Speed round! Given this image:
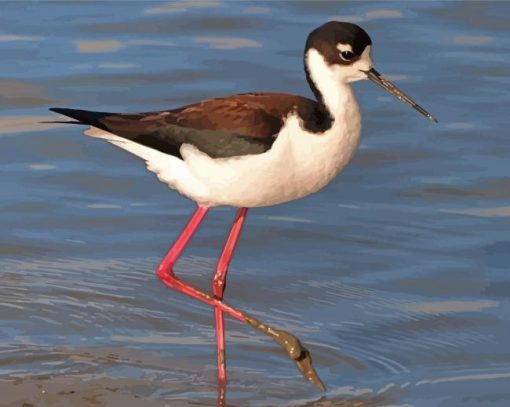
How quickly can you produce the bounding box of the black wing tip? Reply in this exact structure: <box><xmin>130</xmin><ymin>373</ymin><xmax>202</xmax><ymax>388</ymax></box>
<box><xmin>40</xmin><ymin>119</ymin><xmax>83</xmax><ymax>125</ymax></box>
<box><xmin>50</xmin><ymin>107</ymin><xmax>72</xmax><ymax>115</ymax></box>
<box><xmin>49</xmin><ymin>107</ymin><xmax>84</xmax><ymax>120</ymax></box>
<box><xmin>47</xmin><ymin>108</ymin><xmax>91</xmax><ymax>126</ymax></box>
<box><xmin>49</xmin><ymin>107</ymin><xmax>113</xmax><ymax>130</ymax></box>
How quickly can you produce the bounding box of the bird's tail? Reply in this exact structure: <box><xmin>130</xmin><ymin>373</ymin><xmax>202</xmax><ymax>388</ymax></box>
<box><xmin>48</xmin><ymin>107</ymin><xmax>112</xmax><ymax>130</ymax></box>
<box><xmin>39</xmin><ymin>119</ymin><xmax>83</xmax><ymax>125</ymax></box>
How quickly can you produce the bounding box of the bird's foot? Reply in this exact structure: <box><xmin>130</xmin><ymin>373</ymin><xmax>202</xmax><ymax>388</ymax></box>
<box><xmin>244</xmin><ymin>314</ymin><xmax>326</xmax><ymax>391</ymax></box>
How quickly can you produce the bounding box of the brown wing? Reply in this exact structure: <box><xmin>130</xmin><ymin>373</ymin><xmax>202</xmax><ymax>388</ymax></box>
<box><xmin>167</xmin><ymin>92</ymin><xmax>317</xmax><ymax>138</ymax></box>
<box><xmin>50</xmin><ymin>92</ymin><xmax>318</xmax><ymax>159</ymax></box>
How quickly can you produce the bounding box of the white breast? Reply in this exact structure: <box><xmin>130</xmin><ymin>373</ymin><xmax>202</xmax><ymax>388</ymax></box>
<box><xmin>180</xmin><ymin>86</ymin><xmax>361</xmax><ymax>208</ymax></box>
<box><xmin>178</xmin><ymin>52</ymin><xmax>363</xmax><ymax>208</ymax></box>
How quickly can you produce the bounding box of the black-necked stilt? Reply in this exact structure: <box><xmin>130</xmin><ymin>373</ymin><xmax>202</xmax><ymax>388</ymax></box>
<box><xmin>50</xmin><ymin>21</ymin><xmax>436</xmax><ymax>399</ymax></box>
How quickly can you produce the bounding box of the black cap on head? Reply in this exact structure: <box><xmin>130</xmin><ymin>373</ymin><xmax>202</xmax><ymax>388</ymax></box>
<box><xmin>303</xmin><ymin>21</ymin><xmax>438</xmax><ymax>123</ymax></box>
<box><xmin>305</xmin><ymin>21</ymin><xmax>372</xmax><ymax>65</ymax></box>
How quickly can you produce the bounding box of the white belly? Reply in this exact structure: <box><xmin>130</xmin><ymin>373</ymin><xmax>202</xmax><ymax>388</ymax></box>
<box><xmin>182</xmin><ymin>113</ymin><xmax>361</xmax><ymax>208</ymax></box>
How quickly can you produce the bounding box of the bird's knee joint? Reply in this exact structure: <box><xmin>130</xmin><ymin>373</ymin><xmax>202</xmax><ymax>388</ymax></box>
<box><xmin>156</xmin><ymin>265</ymin><xmax>175</xmax><ymax>281</ymax></box>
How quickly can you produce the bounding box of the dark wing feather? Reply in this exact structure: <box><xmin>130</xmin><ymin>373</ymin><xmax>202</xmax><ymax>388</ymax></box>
<box><xmin>50</xmin><ymin>93</ymin><xmax>318</xmax><ymax>159</ymax></box>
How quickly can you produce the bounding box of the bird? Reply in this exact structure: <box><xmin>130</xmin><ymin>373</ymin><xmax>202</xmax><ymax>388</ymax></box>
<box><xmin>50</xmin><ymin>21</ymin><xmax>436</xmax><ymax>400</ymax></box>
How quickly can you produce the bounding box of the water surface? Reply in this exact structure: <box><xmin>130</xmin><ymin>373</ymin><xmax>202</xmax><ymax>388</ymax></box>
<box><xmin>1</xmin><ymin>1</ymin><xmax>510</xmax><ymax>406</ymax></box>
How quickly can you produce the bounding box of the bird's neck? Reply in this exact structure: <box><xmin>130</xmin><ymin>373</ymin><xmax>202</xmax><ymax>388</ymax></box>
<box><xmin>304</xmin><ymin>49</ymin><xmax>359</xmax><ymax>131</ymax></box>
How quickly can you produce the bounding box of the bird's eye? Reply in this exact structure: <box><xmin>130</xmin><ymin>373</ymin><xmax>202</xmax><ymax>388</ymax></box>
<box><xmin>339</xmin><ymin>51</ymin><xmax>354</xmax><ymax>61</ymax></box>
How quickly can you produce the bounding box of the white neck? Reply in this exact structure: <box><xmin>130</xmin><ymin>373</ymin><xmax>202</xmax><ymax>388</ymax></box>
<box><xmin>305</xmin><ymin>48</ymin><xmax>359</xmax><ymax>124</ymax></box>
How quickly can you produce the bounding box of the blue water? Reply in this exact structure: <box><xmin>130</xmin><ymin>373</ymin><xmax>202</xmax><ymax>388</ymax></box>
<box><xmin>1</xmin><ymin>1</ymin><xmax>510</xmax><ymax>406</ymax></box>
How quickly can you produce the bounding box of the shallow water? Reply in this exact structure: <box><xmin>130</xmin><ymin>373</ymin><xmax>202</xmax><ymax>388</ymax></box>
<box><xmin>1</xmin><ymin>1</ymin><xmax>510</xmax><ymax>406</ymax></box>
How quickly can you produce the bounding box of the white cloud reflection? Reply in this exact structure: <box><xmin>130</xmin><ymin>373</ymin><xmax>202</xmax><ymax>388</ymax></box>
<box><xmin>442</xmin><ymin>206</ymin><xmax>510</xmax><ymax>218</ymax></box>
<box><xmin>331</xmin><ymin>9</ymin><xmax>404</xmax><ymax>23</ymax></box>
<box><xmin>0</xmin><ymin>35</ymin><xmax>44</xmax><ymax>42</ymax></box>
<box><xmin>364</xmin><ymin>9</ymin><xmax>403</xmax><ymax>19</ymax></box>
<box><xmin>75</xmin><ymin>39</ymin><xmax>175</xmax><ymax>53</ymax></box>
<box><xmin>143</xmin><ymin>0</ymin><xmax>222</xmax><ymax>15</ymax></box>
<box><xmin>452</xmin><ymin>35</ymin><xmax>494</xmax><ymax>46</ymax></box>
<box><xmin>0</xmin><ymin>116</ymin><xmax>66</xmax><ymax>135</ymax></box>
<box><xmin>406</xmin><ymin>300</ymin><xmax>498</xmax><ymax>314</ymax></box>
<box><xmin>193</xmin><ymin>36</ymin><xmax>261</xmax><ymax>50</ymax></box>
<box><xmin>76</xmin><ymin>40</ymin><xmax>124</xmax><ymax>53</ymax></box>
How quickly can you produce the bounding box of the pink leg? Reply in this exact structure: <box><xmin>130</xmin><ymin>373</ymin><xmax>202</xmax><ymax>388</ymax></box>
<box><xmin>156</xmin><ymin>206</ymin><xmax>245</xmax><ymax>322</ymax></box>
<box><xmin>157</xmin><ymin>205</ymin><xmax>209</xmax><ymax>274</ymax></box>
<box><xmin>156</xmin><ymin>206</ymin><xmax>324</xmax><ymax>395</ymax></box>
<box><xmin>212</xmin><ymin>208</ymin><xmax>248</xmax><ymax>391</ymax></box>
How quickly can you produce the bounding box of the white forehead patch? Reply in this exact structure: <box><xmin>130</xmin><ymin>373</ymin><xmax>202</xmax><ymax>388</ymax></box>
<box><xmin>336</xmin><ymin>42</ymin><xmax>353</xmax><ymax>53</ymax></box>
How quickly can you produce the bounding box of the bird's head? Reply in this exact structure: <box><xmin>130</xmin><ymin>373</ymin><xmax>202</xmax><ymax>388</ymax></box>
<box><xmin>305</xmin><ymin>21</ymin><xmax>437</xmax><ymax>122</ymax></box>
<box><xmin>305</xmin><ymin>21</ymin><xmax>373</xmax><ymax>83</ymax></box>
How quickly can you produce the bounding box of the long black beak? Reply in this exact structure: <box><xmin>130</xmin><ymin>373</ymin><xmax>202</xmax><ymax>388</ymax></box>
<box><xmin>365</xmin><ymin>68</ymin><xmax>438</xmax><ymax>123</ymax></box>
